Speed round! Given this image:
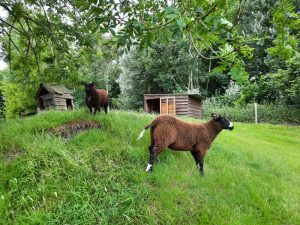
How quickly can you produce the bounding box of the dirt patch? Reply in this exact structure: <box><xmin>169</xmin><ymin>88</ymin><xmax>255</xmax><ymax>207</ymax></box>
<box><xmin>47</xmin><ymin>120</ymin><xmax>102</xmax><ymax>139</ymax></box>
<box><xmin>1</xmin><ymin>146</ymin><xmax>24</xmax><ymax>162</ymax></box>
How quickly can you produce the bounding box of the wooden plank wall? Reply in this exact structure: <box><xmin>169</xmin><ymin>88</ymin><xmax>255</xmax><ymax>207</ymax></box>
<box><xmin>175</xmin><ymin>95</ymin><xmax>189</xmax><ymax>116</ymax></box>
<box><xmin>43</xmin><ymin>97</ymin><xmax>67</xmax><ymax>110</ymax></box>
<box><xmin>188</xmin><ymin>97</ymin><xmax>201</xmax><ymax>118</ymax></box>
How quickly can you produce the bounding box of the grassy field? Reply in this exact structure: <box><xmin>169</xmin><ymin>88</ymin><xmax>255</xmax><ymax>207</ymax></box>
<box><xmin>0</xmin><ymin>109</ymin><xmax>299</xmax><ymax>225</ymax></box>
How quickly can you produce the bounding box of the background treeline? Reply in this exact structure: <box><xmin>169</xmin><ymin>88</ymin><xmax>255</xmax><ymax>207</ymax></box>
<box><xmin>0</xmin><ymin>0</ymin><xmax>299</xmax><ymax>123</ymax></box>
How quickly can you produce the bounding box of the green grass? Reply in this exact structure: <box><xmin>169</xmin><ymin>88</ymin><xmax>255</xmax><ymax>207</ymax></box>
<box><xmin>0</xmin><ymin>109</ymin><xmax>299</xmax><ymax>224</ymax></box>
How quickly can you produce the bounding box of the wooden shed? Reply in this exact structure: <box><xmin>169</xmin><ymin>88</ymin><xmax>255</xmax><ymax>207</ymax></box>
<box><xmin>35</xmin><ymin>83</ymin><xmax>74</xmax><ymax>112</ymax></box>
<box><xmin>144</xmin><ymin>94</ymin><xmax>202</xmax><ymax>118</ymax></box>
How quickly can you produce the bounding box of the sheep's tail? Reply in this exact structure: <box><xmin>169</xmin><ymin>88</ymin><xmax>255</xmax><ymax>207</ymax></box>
<box><xmin>137</xmin><ymin>124</ymin><xmax>152</xmax><ymax>140</ymax></box>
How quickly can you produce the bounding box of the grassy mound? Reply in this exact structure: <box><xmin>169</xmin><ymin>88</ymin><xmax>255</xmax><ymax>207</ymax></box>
<box><xmin>0</xmin><ymin>109</ymin><xmax>299</xmax><ymax>224</ymax></box>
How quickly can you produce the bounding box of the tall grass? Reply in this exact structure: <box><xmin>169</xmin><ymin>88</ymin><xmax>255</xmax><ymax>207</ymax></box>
<box><xmin>0</xmin><ymin>109</ymin><xmax>299</xmax><ymax>224</ymax></box>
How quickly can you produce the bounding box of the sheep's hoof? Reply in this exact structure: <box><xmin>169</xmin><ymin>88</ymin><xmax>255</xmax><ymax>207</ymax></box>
<box><xmin>146</xmin><ymin>163</ymin><xmax>153</xmax><ymax>172</ymax></box>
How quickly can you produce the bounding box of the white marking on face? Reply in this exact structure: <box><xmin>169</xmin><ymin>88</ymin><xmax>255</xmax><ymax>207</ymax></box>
<box><xmin>146</xmin><ymin>163</ymin><xmax>152</xmax><ymax>172</ymax></box>
<box><xmin>229</xmin><ymin>121</ymin><xmax>233</xmax><ymax>128</ymax></box>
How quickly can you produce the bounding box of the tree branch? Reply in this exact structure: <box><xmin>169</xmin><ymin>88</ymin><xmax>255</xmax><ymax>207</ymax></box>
<box><xmin>0</xmin><ymin>18</ymin><xmax>26</xmax><ymax>35</ymax></box>
<box><xmin>201</xmin><ymin>4</ymin><xmax>217</xmax><ymax>20</ymax></box>
<box><xmin>2</xmin><ymin>28</ymin><xmax>20</xmax><ymax>52</ymax></box>
<box><xmin>206</xmin><ymin>59</ymin><xmax>212</xmax><ymax>98</ymax></box>
<box><xmin>229</xmin><ymin>0</ymin><xmax>246</xmax><ymax>31</ymax></box>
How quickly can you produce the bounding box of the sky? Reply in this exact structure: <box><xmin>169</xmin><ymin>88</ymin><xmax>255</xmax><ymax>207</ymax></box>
<box><xmin>0</xmin><ymin>6</ymin><xmax>8</xmax><ymax>70</ymax></box>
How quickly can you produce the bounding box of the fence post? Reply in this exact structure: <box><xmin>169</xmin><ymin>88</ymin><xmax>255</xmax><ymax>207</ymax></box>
<box><xmin>254</xmin><ymin>102</ymin><xmax>258</xmax><ymax>124</ymax></box>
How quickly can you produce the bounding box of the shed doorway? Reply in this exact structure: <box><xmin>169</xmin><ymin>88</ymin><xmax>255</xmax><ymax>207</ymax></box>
<box><xmin>66</xmin><ymin>99</ymin><xmax>73</xmax><ymax>110</ymax></box>
<box><xmin>145</xmin><ymin>97</ymin><xmax>176</xmax><ymax>116</ymax></box>
<box><xmin>146</xmin><ymin>98</ymin><xmax>160</xmax><ymax>114</ymax></box>
<box><xmin>38</xmin><ymin>97</ymin><xmax>45</xmax><ymax>111</ymax></box>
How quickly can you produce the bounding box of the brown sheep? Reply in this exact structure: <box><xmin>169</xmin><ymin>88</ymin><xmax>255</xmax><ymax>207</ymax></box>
<box><xmin>138</xmin><ymin>113</ymin><xmax>234</xmax><ymax>176</ymax></box>
<box><xmin>84</xmin><ymin>82</ymin><xmax>109</xmax><ymax>115</ymax></box>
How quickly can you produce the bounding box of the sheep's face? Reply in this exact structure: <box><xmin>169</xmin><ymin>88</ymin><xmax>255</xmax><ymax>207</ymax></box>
<box><xmin>218</xmin><ymin>117</ymin><xmax>234</xmax><ymax>131</ymax></box>
<box><xmin>84</xmin><ymin>82</ymin><xmax>95</xmax><ymax>95</ymax></box>
<box><xmin>212</xmin><ymin>113</ymin><xmax>234</xmax><ymax>131</ymax></box>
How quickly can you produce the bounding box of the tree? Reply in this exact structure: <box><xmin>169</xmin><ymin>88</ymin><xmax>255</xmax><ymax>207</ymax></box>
<box><xmin>236</xmin><ymin>0</ymin><xmax>300</xmax><ymax>105</ymax></box>
<box><xmin>0</xmin><ymin>0</ymin><xmax>121</xmax><ymax>117</ymax></box>
<box><xmin>117</xmin><ymin>42</ymin><xmax>231</xmax><ymax>110</ymax></box>
<box><xmin>78</xmin><ymin>0</ymin><xmax>254</xmax><ymax>84</ymax></box>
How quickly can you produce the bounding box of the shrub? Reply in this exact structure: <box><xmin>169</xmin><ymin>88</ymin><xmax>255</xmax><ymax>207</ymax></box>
<box><xmin>202</xmin><ymin>98</ymin><xmax>300</xmax><ymax>124</ymax></box>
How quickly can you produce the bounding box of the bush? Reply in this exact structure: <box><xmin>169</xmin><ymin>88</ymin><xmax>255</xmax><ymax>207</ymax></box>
<box><xmin>202</xmin><ymin>98</ymin><xmax>300</xmax><ymax>124</ymax></box>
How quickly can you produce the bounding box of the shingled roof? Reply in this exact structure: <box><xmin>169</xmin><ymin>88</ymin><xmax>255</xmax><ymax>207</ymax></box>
<box><xmin>35</xmin><ymin>83</ymin><xmax>73</xmax><ymax>99</ymax></box>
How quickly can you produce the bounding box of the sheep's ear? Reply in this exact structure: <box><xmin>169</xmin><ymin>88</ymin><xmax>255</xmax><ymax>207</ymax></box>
<box><xmin>211</xmin><ymin>113</ymin><xmax>218</xmax><ymax>119</ymax></box>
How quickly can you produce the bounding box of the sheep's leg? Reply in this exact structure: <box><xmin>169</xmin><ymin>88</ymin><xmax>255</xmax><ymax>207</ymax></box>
<box><xmin>146</xmin><ymin>145</ymin><xmax>164</xmax><ymax>172</ymax></box>
<box><xmin>104</xmin><ymin>106</ymin><xmax>108</xmax><ymax>114</ymax></box>
<box><xmin>191</xmin><ymin>150</ymin><xmax>205</xmax><ymax>176</ymax></box>
<box><xmin>199</xmin><ymin>158</ymin><xmax>204</xmax><ymax>176</ymax></box>
<box><xmin>198</xmin><ymin>150</ymin><xmax>207</xmax><ymax>176</ymax></box>
<box><xmin>93</xmin><ymin>107</ymin><xmax>99</xmax><ymax>115</ymax></box>
<box><xmin>146</xmin><ymin>129</ymin><xmax>154</xmax><ymax>172</ymax></box>
<box><xmin>146</xmin><ymin>141</ymin><xmax>154</xmax><ymax>172</ymax></box>
<box><xmin>88</xmin><ymin>106</ymin><xmax>93</xmax><ymax>114</ymax></box>
<box><xmin>191</xmin><ymin>151</ymin><xmax>200</xmax><ymax>167</ymax></box>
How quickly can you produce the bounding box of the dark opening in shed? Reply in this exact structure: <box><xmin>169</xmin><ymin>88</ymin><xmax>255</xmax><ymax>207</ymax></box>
<box><xmin>144</xmin><ymin>94</ymin><xmax>202</xmax><ymax>118</ymax></box>
<box><xmin>35</xmin><ymin>83</ymin><xmax>74</xmax><ymax>112</ymax></box>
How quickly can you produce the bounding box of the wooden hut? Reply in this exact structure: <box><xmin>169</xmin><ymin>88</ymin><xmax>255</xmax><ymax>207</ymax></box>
<box><xmin>144</xmin><ymin>94</ymin><xmax>202</xmax><ymax>118</ymax></box>
<box><xmin>35</xmin><ymin>83</ymin><xmax>74</xmax><ymax>112</ymax></box>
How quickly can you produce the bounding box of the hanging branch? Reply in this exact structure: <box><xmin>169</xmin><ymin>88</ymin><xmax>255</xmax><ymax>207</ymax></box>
<box><xmin>190</xmin><ymin>34</ymin><xmax>215</xmax><ymax>60</ymax></box>
<box><xmin>2</xmin><ymin>28</ymin><xmax>20</xmax><ymax>53</ymax></box>
<box><xmin>1</xmin><ymin>3</ymin><xmax>42</xmax><ymax>73</ymax></box>
<box><xmin>8</xmin><ymin>24</ymin><xmax>13</xmax><ymax>73</ymax></box>
<box><xmin>0</xmin><ymin>18</ymin><xmax>26</xmax><ymax>35</ymax></box>
<box><xmin>205</xmin><ymin>59</ymin><xmax>212</xmax><ymax>98</ymax></box>
<box><xmin>229</xmin><ymin>0</ymin><xmax>247</xmax><ymax>31</ymax></box>
<box><xmin>39</xmin><ymin>0</ymin><xmax>57</xmax><ymax>63</ymax></box>
<box><xmin>196</xmin><ymin>35</ymin><xmax>219</xmax><ymax>58</ymax></box>
<box><xmin>200</xmin><ymin>4</ymin><xmax>217</xmax><ymax>20</ymax></box>
<box><xmin>23</xmin><ymin>18</ymin><xmax>41</xmax><ymax>74</ymax></box>
<box><xmin>190</xmin><ymin>33</ymin><xmax>236</xmax><ymax>61</ymax></box>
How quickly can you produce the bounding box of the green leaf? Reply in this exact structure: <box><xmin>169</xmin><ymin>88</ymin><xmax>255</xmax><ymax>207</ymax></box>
<box><xmin>165</xmin><ymin>13</ymin><xmax>179</xmax><ymax>20</ymax></box>
<box><xmin>164</xmin><ymin>7</ymin><xmax>179</xmax><ymax>20</ymax></box>
<box><xmin>172</xmin><ymin>29</ymin><xmax>183</xmax><ymax>41</ymax></box>
<box><xmin>195</xmin><ymin>7</ymin><xmax>204</xmax><ymax>14</ymax></box>
<box><xmin>212</xmin><ymin>63</ymin><xmax>227</xmax><ymax>75</ymax></box>
<box><xmin>177</xmin><ymin>17</ymin><xmax>185</xmax><ymax>31</ymax></box>
<box><xmin>220</xmin><ymin>18</ymin><xmax>233</xmax><ymax>28</ymax></box>
<box><xmin>218</xmin><ymin>43</ymin><xmax>234</xmax><ymax>58</ymax></box>
<box><xmin>109</xmin><ymin>28</ymin><xmax>116</xmax><ymax>36</ymax></box>
<box><xmin>228</xmin><ymin>64</ymin><xmax>248</xmax><ymax>84</ymax></box>
<box><xmin>240</xmin><ymin>45</ymin><xmax>255</xmax><ymax>59</ymax></box>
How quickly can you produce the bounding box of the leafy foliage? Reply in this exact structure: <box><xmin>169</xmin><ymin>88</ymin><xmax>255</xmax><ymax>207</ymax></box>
<box><xmin>0</xmin><ymin>0</ymin><xmax>299</xmax><ymax>117</ymax></box>
<box><xmin>0</xmin><ymin>1</ymin><xmax>123</xmax><ymax>117</ymax></box>
<box><xmin>80</xmin><ymin>0</ymin><xmax>254</xmax><ymax>83</ymax></box>
<box><xmin>117</xmin><ymin>42</ymin><xmax>232</xmax><ymax>110</ymax></box>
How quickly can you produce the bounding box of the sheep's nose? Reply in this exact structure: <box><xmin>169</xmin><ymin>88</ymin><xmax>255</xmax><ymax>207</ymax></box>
<box><xmin>228</xmin><ymin>121</ymin><xmax>234</xmax><ymax>131</ymax></box>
